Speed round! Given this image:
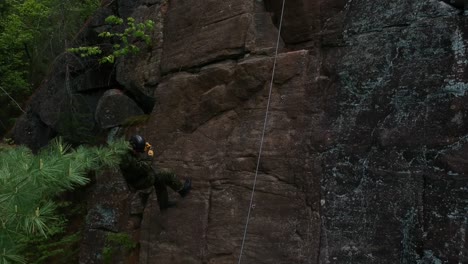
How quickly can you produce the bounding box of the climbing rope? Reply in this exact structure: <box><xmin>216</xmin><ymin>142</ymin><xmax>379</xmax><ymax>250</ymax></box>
<box><xmin>237</xmin><ymin>0</ymin><xmax>286</xmax><ymax>263</ymax></box>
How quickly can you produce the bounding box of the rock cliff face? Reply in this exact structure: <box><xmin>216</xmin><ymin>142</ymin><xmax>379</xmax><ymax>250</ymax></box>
<box><xmin>12</xmin><ymin>0</ymin><xmax>468</xmax><ymax>263</ymax></box>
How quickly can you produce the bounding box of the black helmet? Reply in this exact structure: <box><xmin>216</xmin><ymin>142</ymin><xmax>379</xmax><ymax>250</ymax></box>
<box><xmin>129</xmin><ymin>135</ymin><xmax>146</xmax><ymax>152</ymax></box>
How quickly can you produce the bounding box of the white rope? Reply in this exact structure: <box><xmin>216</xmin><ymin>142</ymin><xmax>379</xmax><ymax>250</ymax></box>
<box><xmin>237</xmin><ymin>0</ymin><xmax>286</xmax><ymax>263</ymax></box>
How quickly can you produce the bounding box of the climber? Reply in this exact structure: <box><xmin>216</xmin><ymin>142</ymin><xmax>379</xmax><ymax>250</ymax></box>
<box><xmin>119</xmin><ymin>134</ymin><xmax>191</xmax><ymax>214</ymax></box>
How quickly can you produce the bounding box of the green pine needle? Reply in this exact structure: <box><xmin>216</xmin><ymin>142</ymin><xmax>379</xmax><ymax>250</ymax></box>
<box><xmin>0</xmin><ymin>137</ymin><xmax>130</xmax><ymax>261</ymax></box>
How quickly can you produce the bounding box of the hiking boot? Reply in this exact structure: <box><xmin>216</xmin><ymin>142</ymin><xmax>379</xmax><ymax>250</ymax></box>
<box><xmin>178</xmin><ymin>178</ymin><xmax>192</xmax><ymax>197</ymax></box>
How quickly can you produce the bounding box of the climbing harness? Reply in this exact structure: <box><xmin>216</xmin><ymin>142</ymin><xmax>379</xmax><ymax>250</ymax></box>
<box><xmin>237</xmin><ymin>0</ymin><xmax>287</xmax><ymax>263</ymax></box>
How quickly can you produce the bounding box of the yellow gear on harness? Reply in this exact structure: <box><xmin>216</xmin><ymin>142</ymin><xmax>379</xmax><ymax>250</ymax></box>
<box><xmin>145</xmin><ymin>142</ymin><xmax>154</xmax><ymax>156</ymax></box>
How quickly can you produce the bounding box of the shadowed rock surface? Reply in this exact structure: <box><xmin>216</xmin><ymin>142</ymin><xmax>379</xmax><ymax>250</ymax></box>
<box><xmin>12</xmin><ymin>0</ymin><xmax>468</xmax><ymax>263</ymax></box>
<box><xmin>95</xmin><ymin>89</ymin><xmax>144</xmax><ymax>129</ymax></box>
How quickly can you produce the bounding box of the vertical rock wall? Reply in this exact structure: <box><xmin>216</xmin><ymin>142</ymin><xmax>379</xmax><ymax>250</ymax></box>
<box><xmin>318</xmin><ymin>1</ymin><xmax>468</xmax><ymax>263</ymax></box>
<box><xmin>126</xmin><ymin>1</ymin><xmax>321</xmax><ymax>263</ymax></box>
<box><xmin>128</xmin><ymin>0</ymin><xmax>467</xmax><ymax>263</ymax></box>
<box><xmin>10</xmin><ymin>0</ymin><xmax>468</xmax><ymax>263</ymax></box>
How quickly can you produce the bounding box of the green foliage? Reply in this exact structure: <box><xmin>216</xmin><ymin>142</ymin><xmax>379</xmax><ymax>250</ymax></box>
<box><xmin>23</xmin><ymin>200</ymin><xmax>85</xmax><ymax>264</ymax></box>
<box><xmin>0</xmin><ymin>0</ymin><xmax>51</xmax><ymax>89</ymax></box>
<box><xmin>102</xmin><ymin>233</ymin><xmax>137</xmax><ymax>264</ymax></box>
<box><xmin>25</xmin><ymin>232</ymin><xmax>81</xmax><ymax>264</ymax></box>
<box><xmin>68</xmin><ymin>15</ymin><xmax>155</xmax><ymax>64</ymax></box>
<box><xmin>67</xmin><ymin>46</ymin><xmax>102</xmax><ymax>57</ymax></box>
<box><xmin>0</xmin><ymin>0</ymin><xmax>100</xmax><ymax>136</ymax></box>
<box><xmin>0</xmin><ymin>137</ymin><xmax>130</xmax><ymax>263</ymax></box>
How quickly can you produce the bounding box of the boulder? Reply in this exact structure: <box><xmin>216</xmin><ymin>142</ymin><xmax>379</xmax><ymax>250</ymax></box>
<box><xmin>95</xmin><ymin>89</ymin><xmax>144</xmax><ymax>129</ymax></box>
<box><xmin>38</xmin><ymin>87</ymin><xmax>100</xmax><ymax>143</ymax></box>
<box><xmin>12</xmin><ymin>112</ymin><xmax>55</xmax><ymax>152</ymax></box>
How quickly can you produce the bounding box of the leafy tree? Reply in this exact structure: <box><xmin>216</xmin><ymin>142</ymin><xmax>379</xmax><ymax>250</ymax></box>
<box><xmin>0</xmin><ymin>0</ymin><xmax>50</xmax><ymax>135</ymax></box>
<box><xmin>68</xmin><ymin>15</ymin><xmax>155</xmax><ymax>63</ymax></box>
<box><xmin>0</xmin><ymin>0</ymin><xmax>99</xmax><ymax>88</ymax></box>
<box><xmin>0</xmin><ymin>0</ymin><xmax>100</xmax><ymax>136</ymax></box>
<box><xmin>0</xmin><ymin>138</ymin><xmax>130</xmax><ymax>263</ymax></box>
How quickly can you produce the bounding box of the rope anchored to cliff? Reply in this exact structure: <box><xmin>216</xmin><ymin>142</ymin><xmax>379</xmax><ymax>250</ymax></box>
<box><xmin>237</xmin><ymin>0</ymin><xmax>286</xmax><ymax>263</ymax></box>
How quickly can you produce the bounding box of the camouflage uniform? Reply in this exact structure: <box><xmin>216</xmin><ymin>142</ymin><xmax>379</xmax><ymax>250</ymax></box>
<box><xmin>119</xmin><ymin>150</ymin><xmax>183</xmax><ymax>211</ymax></box>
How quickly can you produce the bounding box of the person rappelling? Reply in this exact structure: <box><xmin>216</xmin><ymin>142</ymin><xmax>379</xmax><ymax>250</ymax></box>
<box><xmin>119</xmin><ymin>134</ymin><xmax>191</xmax><ymax>227</ymax></box>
